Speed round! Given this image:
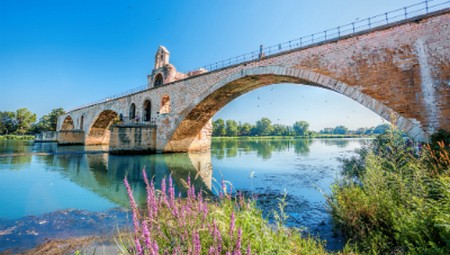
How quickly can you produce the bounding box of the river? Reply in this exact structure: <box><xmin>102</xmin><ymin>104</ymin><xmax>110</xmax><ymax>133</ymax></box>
<box><xmin>0</xmin><ymin>138</ymin><xmax>370</xmax><ymax>252</ymax></box>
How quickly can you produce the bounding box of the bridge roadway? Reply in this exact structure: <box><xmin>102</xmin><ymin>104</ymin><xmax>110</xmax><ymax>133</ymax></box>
<box><xmin>55</xmin><ymin>7</ymin><xmax>450</xmax><ymax>153</ymax></box>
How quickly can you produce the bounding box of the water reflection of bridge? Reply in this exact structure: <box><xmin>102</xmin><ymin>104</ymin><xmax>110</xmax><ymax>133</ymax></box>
<box><xmin>4</xmin><ymin>138</ymin><xmax>369</xmax><ymax>208</ymax></box>
<box><xmin>35</xmin><ymin>151</ymin><xmax>212</xmax><ymax>207</ymax></box>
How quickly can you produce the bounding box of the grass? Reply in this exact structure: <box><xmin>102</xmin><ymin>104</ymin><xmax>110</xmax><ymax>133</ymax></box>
<box><xmin>119</xmin><ymin>172</ymin><xmax>344</xmax><ymax>255</ymax></box>
<box><xmin>327</xmin><ymin>129</ymin><xmax>450</xmax><ymax>254</ymax></box>
<box><xmin>0</xmin><ymin>134</ymin><xmax>35</xmax><ymax>140</ymax></box>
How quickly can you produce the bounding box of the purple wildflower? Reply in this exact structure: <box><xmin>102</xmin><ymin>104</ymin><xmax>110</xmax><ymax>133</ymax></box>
<box><xmin>152</xmin><ymin>241</ymin><xmax>159</xmax><ymax>254</ymax></box>
<box><xmin>235</xmin><ymin>227</ymin><xmax>242</xmax><ymax>255</ymax></box>
<box><xmin>134</xmin><ymin>236</ymin><xmax>143</xmax><ymax>255</ymax></box>
<box><xmin>213</xmin><ymin>222</ymin><xmax>222</xmax><ymax>252</ymax></box>
<box><xmin>229</xmin><ymin>211</ymin><xmax>235</xmax><ymax>236</ymax></box>
<box><xmin>143</xmin><ymin>169</ymin><xmax>158</xmax><ymax>220</ymax></box>
<box><xmin>193</xmin><ymin>231</ymin><xmax>201</xmax><ymax>255</ymax></box>
<box><xmin>168</xmin><ymin>175</ymin><xmax>175</xmax><ymax>207</ymax></box>
<box><xmin>124</xmin><ymin>177</ymin><xmax>140</xmax><ymax>231</ymax></box>
<box><xmin>161</xmin><ymin>177</ymin><xmax>169</xmax><ymax>207</ymax></box>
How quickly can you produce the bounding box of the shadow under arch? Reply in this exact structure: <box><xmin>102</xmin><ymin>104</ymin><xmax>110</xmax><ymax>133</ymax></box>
<box><xmin>86</xmin><ymin>110</ymin><xmax>118</xmax><ymax>145</ymax></box>
<box><xmin>165</xmin><ymin>66</ymin><xmax>427</xmax><ymax>152</ymax></box>
<box><xmin>61</xmin><ymin>115</ymin><xmax>75</xmax><ymax>130</ymax></box>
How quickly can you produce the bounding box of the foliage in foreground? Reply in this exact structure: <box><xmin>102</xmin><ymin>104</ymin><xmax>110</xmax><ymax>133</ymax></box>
<box><xmin>328</xmin><ymin>129</ymin><xmax>450</xmax><ymax>254</ymax></box>
<box><xmin>121</xmin><ymin>171</ymin><xmax>332</xmax><ymax>255</ymax></box>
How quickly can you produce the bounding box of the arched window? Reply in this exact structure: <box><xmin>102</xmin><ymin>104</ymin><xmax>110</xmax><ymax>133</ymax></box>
<box><xmin>143</xmin><ymin>100</ymin><xmax>151</xmax><ymax>122</ymax></box>
<box><xmin>160</xmin><ymin>95</ymin><xmax>171</xmax><ymax>114</ymax></box>
<box><xmin>80</xmin><ymin>115</ymin><xmax>84</xmax><ymax>129</ymax></box>
<box><xmin>154</xmin><ymin>73</ymin><xmax>163</xmax><ymax>87</ymax></box>
<box><xmin>129</xmin><ymin>103</ymin><xmax>136</xmax><ymax>121</ymax></box>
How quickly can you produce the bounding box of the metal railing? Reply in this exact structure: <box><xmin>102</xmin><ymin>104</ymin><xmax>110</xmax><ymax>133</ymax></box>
<box><xmin>199</xmin><ymin>0</ymin><xmax>450</xmax><ymax>72</ymax></box>
<box><xmin>67</xmin><ymin>84</ymin><xmax>148</xmax><ymax>112</ymax></box>
<box><xmin>67</xmin><ymin>0</ymin><xmax>449</xmax><ymax>113</ymax></box>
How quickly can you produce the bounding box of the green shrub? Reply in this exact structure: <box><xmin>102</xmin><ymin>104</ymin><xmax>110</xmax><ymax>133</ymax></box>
<box><xmin>328</xmin><ymin>129</ymin><xmax>450</xmax><ymax>254</ymax></box>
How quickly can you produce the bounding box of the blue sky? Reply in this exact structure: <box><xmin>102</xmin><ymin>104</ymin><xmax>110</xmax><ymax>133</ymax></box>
<box><xmin>0</xmin><ymin>0</ymin><xmax>428</xmax><ymax>130</ymax></box>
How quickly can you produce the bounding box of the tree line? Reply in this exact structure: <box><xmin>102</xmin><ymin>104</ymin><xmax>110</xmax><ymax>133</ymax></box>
<box><xmin>0</xmin><ymin>108</ymin><xmax>65</xmax><ymax>135</ymax></box>
<box><xmin>213</xmin><ymin>117</ymin><xmax>391</xmax><ymax>137</ymax></box>
<box><xmin>213</xmin><ymin>118</ymin><xmax>310</xmax><ymax>137</ymax></box>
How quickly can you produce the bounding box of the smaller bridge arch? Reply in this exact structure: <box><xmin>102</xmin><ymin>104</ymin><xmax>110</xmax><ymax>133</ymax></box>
<box><xmin>86</xmin><ymin>110</ymin><xmax>118</xmax><ymax>145</ymax></box>
<box><xmin>61</xmin><ymin>116</ymin><xmax>75</xmax><ymax>130</ymax></box>
<box><xmin>143</xmin><ymin>99</ymin><xmax>152</xmax><ymax>122</ymax></box>
<box><xmin>129</xmin><ymin>103</ymin><xmax>136</xmax><ymax>121</ymax></box>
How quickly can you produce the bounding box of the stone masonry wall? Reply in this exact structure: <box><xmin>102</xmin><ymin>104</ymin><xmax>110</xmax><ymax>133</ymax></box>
<box><xmin>109</xmin><ymin>125</ymin><xmax>156</xmax><ymax>154</ymax></box>
<box><xmin>58</xmin><ymin>130</ymin><xmax>85</xmax><ymax>145</ymax></box>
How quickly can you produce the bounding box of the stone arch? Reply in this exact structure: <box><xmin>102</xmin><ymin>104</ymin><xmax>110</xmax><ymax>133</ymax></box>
<box><xmin>163</xmin><ymin>66</ymin><xmax>426</xmax><ymax>152</ymax></box>
<box><xmin>143</xmin><ymin>99</ymin><xmax>152</xmax><ymax>122</ymax></box>
<box><xmin>154</xmin><ymin>73</ymin><xmax>164</xmax><ymax>87</ymax></box>
<box><xmin>129</xmin><ymin>103</ymin><xmax>136</xmax><ymax>121</ymax></box>
<box><xmin>86</xmin><ymin>110</ymin><xmax>118</xmax><ymax>145</ymax></box>
<box><xmin>160</xmin><ymin>94</ymin><xmax>171</xmax><ymax>114</ymax></box>
<box><xmin>61</xmin><ymin>116</ymin><xmax>74</xmax><ymax>130</ymax></box>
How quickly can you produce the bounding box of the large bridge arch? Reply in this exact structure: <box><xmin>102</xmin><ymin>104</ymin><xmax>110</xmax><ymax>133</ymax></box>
<box><xmin>162</xmin><ymin>66</ymin><xmax>426</xmax><ymax>152</ymax></box>
<box><xmin>86</xmin><ymin>110</ymin><xmax>119</xmax><ymax>145</ymax></box>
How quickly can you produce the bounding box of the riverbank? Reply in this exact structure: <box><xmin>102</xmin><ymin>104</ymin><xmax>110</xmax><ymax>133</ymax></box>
<box><xmin>0</xmin><ymin>135</ymin><xmax>34</xmax><ymax>141</ymax></box>
<box><xmin>0</xmin><ymin>208</ymin><xmax>131</xmax><ymax>254</ymax></box>
<box><xmin>212</xmin><ymin>134</ymin><xmax>372</xmax><ymax>140</ymax></box>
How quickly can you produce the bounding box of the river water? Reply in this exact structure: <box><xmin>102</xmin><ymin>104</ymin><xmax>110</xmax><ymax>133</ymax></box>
<box><xmin>0</xmin><ymin>138</ymin><xmax>370</xmax><ymax>252</ymax></box>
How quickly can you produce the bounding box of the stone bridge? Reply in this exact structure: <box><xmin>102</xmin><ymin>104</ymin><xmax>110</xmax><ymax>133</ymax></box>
<box><xmin>56</xmin><ymin>8</ymin><xmax>449</xmax><ymax>153</ymax></box>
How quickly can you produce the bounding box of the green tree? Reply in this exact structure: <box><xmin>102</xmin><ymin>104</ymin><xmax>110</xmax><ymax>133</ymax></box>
<box><xmin>225</xmin><ymin>120</ymin><xmax>238</xmax><ymax>137</ymax></box>
<box><xmin>333</xmin><ymin>125</ymin><xmax>348</xmax><ymax>135</ymax></box>
<box><xmin>33</xmin><ymin>107</ymin><xmax>65</xmax><ymax>132</ymax></box>
<box><xmin>238</xmin><ymin>122</ymin><xmax>252</xmax><ymax>136</ymax></box>
<box><xmin>373</xmin><ymin>123</ymin><xmax>391</xmax><ymax>134</ymax></box>
<box><xmin>354</xmin><ymin>127</ymin><xmax>366</xmax><ymax>135</ymax></box>
<box><xmin>320</xmin><ymin>127</ymin><xmax>333</xmax><ymax>134</ymax></box>
<box><xmin>255</xmin><ymin>117</ymin><xmax>272</xmax><ymax>136</ymax></box>
<box><xmin>293</xmin><ymin>121</ymin><xmax>310</xmax><ymax>136</ymax></box>
<box><xmin>0</xmin><ymin>111</ymin><xmax>16</xmax><ymax>134</ymax></box>
<box><xmin>213</xmin><ymin>119</ymin><xmax>226</xmax><ymax>137</ymax></box>
<box><xmin>14</xmin><ymin>108</ymin><xmax>36</xmax><ymax>135</ymax></box>
<box><xmin>271</xmin><ymin>124</ymin><xmax>289</xmax><ymax>136</ymax></box>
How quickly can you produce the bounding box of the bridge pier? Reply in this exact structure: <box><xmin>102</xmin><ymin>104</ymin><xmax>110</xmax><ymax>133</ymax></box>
<box><xmin>109</xmin><ymin>124</ymin><xmax>157</xmax><ymax>154</ymax></box>
<box><xmin>58</xmin><ymin>130</ymin><xmax>85</xmax><ymax>145</ymax></box>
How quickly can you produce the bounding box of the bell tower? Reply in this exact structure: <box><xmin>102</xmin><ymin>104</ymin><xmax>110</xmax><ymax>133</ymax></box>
<box><xmin>147</xmin><ymin>46</ymin><xmax>188</xmax><ymax>88</ymax></box>
<box><xmin>154</xmin><ymin>46</ymin><xmax>170</xmax><ymax>69</ymax></box>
